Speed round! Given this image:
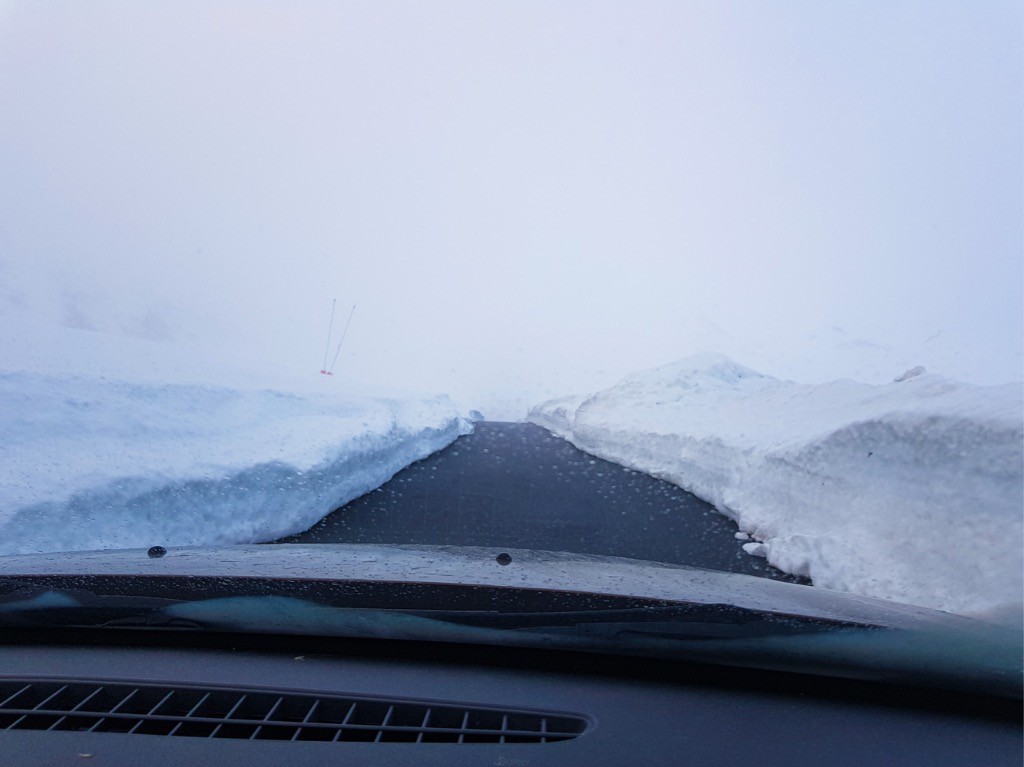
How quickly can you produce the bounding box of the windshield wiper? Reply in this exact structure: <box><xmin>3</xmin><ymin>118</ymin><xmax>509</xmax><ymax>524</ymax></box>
<box><xmin>405</xmin><ymin>603</ymin><xmax>871</xmax><ymax>639</ymax></box>
<box><xmin>0</xmin><ymin>585</ymin><xmax>869</xmax><ymax>639</ymax></box>
<box><xmin>0</xmin><ymin>582</ymin><xmax>1018</xmax><ymax>700</ymax></box>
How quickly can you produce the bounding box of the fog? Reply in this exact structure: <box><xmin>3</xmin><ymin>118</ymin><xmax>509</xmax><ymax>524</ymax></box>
<box><xmin>1</xmin><ymin>1</ymin><xmax>1021</xmax><ymax>417</ymax></box>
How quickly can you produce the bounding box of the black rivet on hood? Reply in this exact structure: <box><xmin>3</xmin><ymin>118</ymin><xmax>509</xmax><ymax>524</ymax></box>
<box><xmin>147</xmin><ymin>546</ymin><xmax>167</xmax><ymax>558</ymax></box>
<box><xmin>496</xmin><ymin>552</ymin><xmax>512</xmax><ymax>566</ymax></box>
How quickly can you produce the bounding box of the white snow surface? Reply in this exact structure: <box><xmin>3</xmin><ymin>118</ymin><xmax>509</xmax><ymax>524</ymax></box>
<box><xmin>0</xmin><ymin>322</ymin><xmax>471</xmax><ymax>555</ymax></box>
<box><xmin>529</xmin><ymin>353</ymin><xmax>1024</xmax><ymax>620</ymax></box>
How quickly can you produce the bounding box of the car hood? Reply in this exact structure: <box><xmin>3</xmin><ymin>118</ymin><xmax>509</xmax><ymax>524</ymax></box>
<box><xmin>0</xmin><ymin>544</ymin><xmax>1020</xmax><ymax>698</ymax></box>
<box><xmin>0</xmin><ymin>543</ymin><xmax>982</xmax><ymax>625</ymax></box>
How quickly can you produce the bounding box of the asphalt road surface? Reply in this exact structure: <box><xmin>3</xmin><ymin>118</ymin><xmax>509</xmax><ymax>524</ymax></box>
<box><xmin>278</xmin><ymin>421</ymin><xmax>802</xmax><ymax>582</ymax></box>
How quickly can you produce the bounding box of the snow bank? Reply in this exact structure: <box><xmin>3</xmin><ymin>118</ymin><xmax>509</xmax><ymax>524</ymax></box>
<box><xmin>528</xmin><ymin>353</ymin><xmax>1024</xmax><ymax>620</ymax></box>
<box><xmin>0</xmin><ymin>325</ymin><xmax>471</xmax><ymax>555</ymax></box>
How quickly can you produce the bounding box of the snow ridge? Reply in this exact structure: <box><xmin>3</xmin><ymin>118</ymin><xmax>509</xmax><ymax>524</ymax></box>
<box><xmin>0</xmin><ymin>371</ymin><xmax>471</xmax><ymax>555</ymax></box>
<box><xmin>529</xmin><ymin>354</ymin><xmax>1024</xmax><ymax>620</ymax></box>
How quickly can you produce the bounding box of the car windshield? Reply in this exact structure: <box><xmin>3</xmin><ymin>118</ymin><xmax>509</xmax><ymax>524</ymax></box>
<box><xmin>0</xmin><ymin>1</ymin><xmax>1021</xmax><ymax>697</ymax></box>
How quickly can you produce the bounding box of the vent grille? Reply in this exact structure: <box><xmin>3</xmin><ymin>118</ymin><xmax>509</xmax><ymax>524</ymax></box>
<box><xmin>0</xmin><ymin>680</ymin><xmax>586</xmax><ymax>744</ymax></box>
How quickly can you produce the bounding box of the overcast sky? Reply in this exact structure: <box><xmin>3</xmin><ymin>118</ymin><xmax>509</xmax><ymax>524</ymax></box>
<box><xmin>1</xmin><ymin>1</ymin><xmax>1020</xmax><ymax>416</ymax></box>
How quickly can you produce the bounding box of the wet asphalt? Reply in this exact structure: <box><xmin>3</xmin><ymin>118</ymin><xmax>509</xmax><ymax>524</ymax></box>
<box><xmin>276</xmin><ymin>421</ymin><xmax>802</xmax><ymax>583</ymax></box>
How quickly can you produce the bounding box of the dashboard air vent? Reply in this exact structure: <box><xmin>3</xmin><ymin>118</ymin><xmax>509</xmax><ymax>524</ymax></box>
<box><xmin>0</xmin><ymin>680</ymin><xmax>586</xmax><ymax>744</ymax></box>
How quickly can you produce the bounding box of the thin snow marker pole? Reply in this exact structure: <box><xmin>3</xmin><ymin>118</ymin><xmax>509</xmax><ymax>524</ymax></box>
<box><xmin>321</xmin><ymin>298</ymin><xmax>336</xmax><ymax>374</ymax></box>
<box><xmin>329</xmin><ymin>304</ymin><xmax>356</xmax><ymax>374</ymax></box>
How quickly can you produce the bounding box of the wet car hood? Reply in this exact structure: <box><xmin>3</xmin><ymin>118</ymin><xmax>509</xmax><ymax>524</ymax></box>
<box><xmin>1</xmin><ymin>544</ymin><xmax>1020</xmax><ymax>698</ymax></box>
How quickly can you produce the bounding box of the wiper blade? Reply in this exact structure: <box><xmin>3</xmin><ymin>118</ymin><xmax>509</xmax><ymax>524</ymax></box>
<box><xmin>0</xmin><ymin>587</ymin><xmax>193</xmax><ymax>629</ymax></box>
<box><xmin>94</xmin><ymin>614</ymin><xmax>206</xmax><ymax>630</ymax></box>
<box><xmin>0</xmin><ymin>575</ymin><xmax>869</xmax><ymax>635</ymax></box>
<box><xmin>0</xmin><ymin>587</ymin><xmax>867</xmax><ymax>638</ymax></box>
<box><xmin>412</xmin><ymin>603</ymin><xmax>872</xmax><ymax>639</ymax></box>
<box><xmin>143</xmin><ymin>594</ymin><xmax>871</xmax><ymax>645</ymax></box>
<box><xmin>0</xmin><ymin>606</ymin><xmax>201</xmax><ymax>630</ymax></box>
<box><xmin>0</xmin><ymin>588</ymin><xmax>1018</xmax><ymax>699</ymax></box>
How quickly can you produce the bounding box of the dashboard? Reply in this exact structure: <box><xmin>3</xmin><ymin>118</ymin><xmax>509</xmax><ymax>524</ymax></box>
<box><xmin>1</xmin><ymin>629</ymin><xmax>1019</xmax><ymax>766</ymax></box>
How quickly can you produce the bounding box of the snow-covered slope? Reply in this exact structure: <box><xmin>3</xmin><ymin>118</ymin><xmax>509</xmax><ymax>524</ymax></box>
<box><xmin>528</xmin><ymin>354</ymin><xmax>1023</xmax><ymax>621</ymax></box>
<box><xmin>0</xmin><ymin>323</ymin><xmax>471</xmax><ymax>556</ymax></box>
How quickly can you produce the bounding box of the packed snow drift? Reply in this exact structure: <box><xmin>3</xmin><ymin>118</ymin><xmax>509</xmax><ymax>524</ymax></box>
<box><xmin>529</xmin><ymin>353</ymin><xmax>1024</xmax><ymax>621</ymax></box>
<box><xmin>0</xmin><ymin>323</ymin><xmax>471</xmax><ymax>556</ymax></box>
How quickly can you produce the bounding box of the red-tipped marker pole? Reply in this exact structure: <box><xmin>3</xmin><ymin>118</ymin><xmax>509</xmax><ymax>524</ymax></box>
<box><xmin>328</xmin><ymin>305</ymin><xmax>356</xmax><ymax>375</ymax></box>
